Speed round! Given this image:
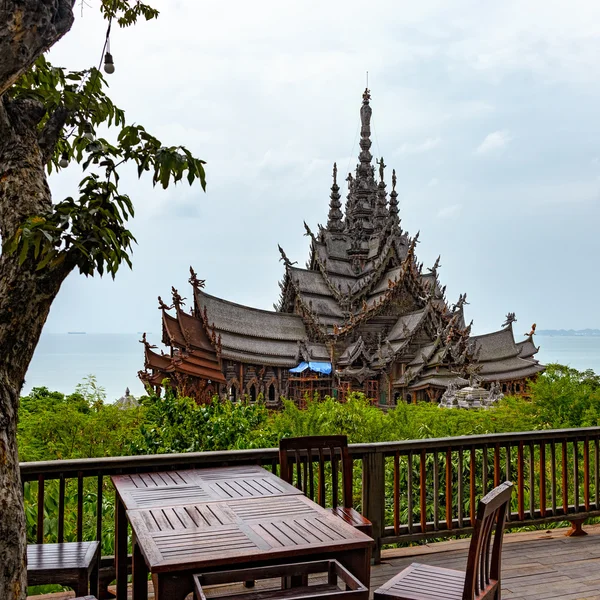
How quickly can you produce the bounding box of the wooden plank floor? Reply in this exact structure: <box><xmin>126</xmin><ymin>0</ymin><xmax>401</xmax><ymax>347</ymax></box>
<box><xmin>376</xmin><ymin>523</ymin><xmax>600</xmax><ymax>600</ymax></box>
<box><xmin>27</xmin><ymin>524</ymin><xmax>600</xmax><ymax>600</ymax></box>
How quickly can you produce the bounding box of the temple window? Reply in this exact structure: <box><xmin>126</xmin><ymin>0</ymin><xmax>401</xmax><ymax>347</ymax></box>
<box><xmin>268</xmin><ymin>383</ymin><xmax>276</xmax><ymax>403</ymax></box>
<box><xmin>249</xmin><ymin>384</ymin><xmax>257</xmax><ymax>403</ymax></box>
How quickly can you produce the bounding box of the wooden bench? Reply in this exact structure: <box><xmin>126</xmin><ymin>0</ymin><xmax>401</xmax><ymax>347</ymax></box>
<box><xmin>193</xmin><ymin>560</ymin><xmax>368</xmax><ymax>600</ymax></box>
<box><xmin>374</xmin><ymin>481</ymin><xmax>514</xmax><ymax>600</ymax></box>
<box><xmin>27</xmin><ymin>542</ymin><xmax>100</xmax><ymax>597</ymax></box>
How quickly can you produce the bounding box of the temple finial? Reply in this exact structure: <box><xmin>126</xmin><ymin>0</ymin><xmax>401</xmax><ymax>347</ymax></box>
<box><xmin>278</xmin><ymin>244</ymin><xmax>297</xmax><ymax>267</ymax></box>
<box><xmin>428</xmin><ymin>255</ymin><xmax>442</xmax><ymax>277</ymax></box>
<box><xmin>171</xmin><ymin>286</ymin><xmax>186</xmax><ymax>309</ymax></box>
<box><xmin>327</xmin><ymin>162</ymin><xmax>344</xmax><ymax>232</ymax></box>
<box><xmin>374</xmin><ymin>158</ymin><xmax>388</xmax><ymax>231</ymax></box>
<box><xmin>388</xmin><ymin>169</ymin><xmax>400</xmax><ymax>229</ymax></box>
<box><xmin>525</xmin><ymin>323</ymin><xmax>537</xmax><ymax>338</ymax></box>
<box><xmin>344</xmin><ymin>89</ymin><xmax>376</xmax><ymax>236</ymax></box>
<box><xmin>188</xmin><ymin>266</ymin><xmax>205</xmax><ymax>290</ymax></box>
<box><xmin>358</xmin><ymin>89</ymin><xmax>373</xmax><ymax>172</ymax></box>
<box><xmin>376</xmin><ymin>156</ymin><xmax>386</xmax><ymax>183</ymax></box>
<box><xmin>158</xmin><ymin>296</ymin><xmax>173</xmax><ymax>311</ymax></box>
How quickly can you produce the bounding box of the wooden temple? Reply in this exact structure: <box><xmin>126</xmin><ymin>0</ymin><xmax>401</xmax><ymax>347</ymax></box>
<box><xmin>139</xmin><ymin>89</ymin><xmax>544</xmax><ymax>406</ymax></box>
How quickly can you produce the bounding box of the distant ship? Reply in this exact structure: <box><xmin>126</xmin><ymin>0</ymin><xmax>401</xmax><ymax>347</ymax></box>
<box><xmin>67</xmin><ymin>331</ymin><xmax>86</xmax><ymax>334</ymax></box>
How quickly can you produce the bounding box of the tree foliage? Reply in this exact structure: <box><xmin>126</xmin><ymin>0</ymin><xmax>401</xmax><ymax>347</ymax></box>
<box><xmin>18</xmin><ymin>364</ymin><xmax>599</xmax><ymax>463</ymax></box>
<box><xmin>5</xmin><ymin>54</ymin><xmax>206</xmax><ymax>278</ymax></box>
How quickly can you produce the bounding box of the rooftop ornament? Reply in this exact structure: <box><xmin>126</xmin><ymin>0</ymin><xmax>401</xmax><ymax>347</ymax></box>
<box><xmin>188</xmin><ymin>266</ymin><xmax>205</xmax><ymax>290</ymax></box>
<box><xmin>157</xmin><ymin>296</ymin><xmax>174</xmax><ymax>311</ymax></box>
<box><xmin>503</xmin><ymin>312</ymin><xmax>517</xmax><ymax>328</ymax></box>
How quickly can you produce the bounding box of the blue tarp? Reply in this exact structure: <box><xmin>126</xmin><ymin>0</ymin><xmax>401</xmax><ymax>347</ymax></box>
<box><xmin>289</xmin><ymin>361</ymin><xmax>332</xmax><ymax>375</ymax></box>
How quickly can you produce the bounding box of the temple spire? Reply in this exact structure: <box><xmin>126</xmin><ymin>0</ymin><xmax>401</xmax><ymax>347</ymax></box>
<box><xmin>344</xmin><ymin>88</ymin><xmax>377</xmax><ymax>236</ymax></box>
<box><xmin>327</xmin><ymin>162</ymin><xmax>344</xmax><ymax>232</ymax></box>
<box><xmin>388</xmin><ymin>169</ymin><xmax>400</xmax><ymax>229</ymax></box>
<box><xmin>357</xmin><ymin>88</ymin><xmax>373</xmax><ymax>179</ymax></box>
<box><xmin>374</xmin><ymin>156</ymin><xmax>388</xmax><ymax>231</ymax></box>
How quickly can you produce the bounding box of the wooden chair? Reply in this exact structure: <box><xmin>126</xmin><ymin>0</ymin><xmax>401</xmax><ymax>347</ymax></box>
<box><xmin>374</xmin><ymin>481</ymin><xmax>514</xmax><ymax>600</ymax></box>
<box><xmin>193</xmin><ymin>560</ymin><xmax>369</xmax><ymax>600</ymax></box>
<box><xmin>279</xmin><ymin>435</ymin><xmax>372</xmax><ymax>538</ymax></box>
<box><xmin>27</xmin><ymin>541</ymin><xmax>100</xmax><ymax>597</ymax></box>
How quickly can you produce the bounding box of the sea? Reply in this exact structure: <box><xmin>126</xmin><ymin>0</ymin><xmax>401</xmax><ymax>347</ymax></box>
<box><xmin>22</xmin><ymin>333</ymin><xmax>600</xmax><ymax>403</ymax></box>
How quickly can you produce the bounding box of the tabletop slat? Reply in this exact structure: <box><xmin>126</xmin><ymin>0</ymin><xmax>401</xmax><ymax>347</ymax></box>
<box><xmin>128</xmin><ymin>494</ymin><xmax>371</xmax><ymax>573</ymax></box>
<box><xmin>113</xmin><ymin>466</ymin><xmax>301</xmax><ymax>509</ymax></box>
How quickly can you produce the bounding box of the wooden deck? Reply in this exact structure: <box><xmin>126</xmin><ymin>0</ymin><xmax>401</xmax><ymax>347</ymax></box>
<box><xmin>376</xmin><ymin>523</ymin><xmax>600</xmax><ymax>600</ymax></box>
<box><xmin>27</xmin><ymin>524</ymin><xmax>600</xmax><ymax>600</ymax></box>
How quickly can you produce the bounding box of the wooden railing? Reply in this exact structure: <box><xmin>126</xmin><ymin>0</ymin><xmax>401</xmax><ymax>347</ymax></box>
<box><xmin>19</xmin><ymin>427</ymin><xmax>600</xmax><ymax>594</ymax></box>
<box><xmin>371</xmin><ymin>428</ymin><xmax>600</xmax><ymax>549</ymax></box>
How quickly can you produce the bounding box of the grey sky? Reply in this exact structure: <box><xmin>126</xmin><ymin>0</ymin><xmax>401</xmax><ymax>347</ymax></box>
<box><xmin>44</xmin><ymin>0</ymin><xmax>600</xmax><ymax>338</ymax></box>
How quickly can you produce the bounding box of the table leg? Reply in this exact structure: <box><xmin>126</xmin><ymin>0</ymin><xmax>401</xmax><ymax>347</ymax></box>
<box><xmin>154</xmin><ymin>572</ymin><xmax>193</xmax><ymax>600</ymax></box>
<box><xmin>338</xmin><ymin>547</ymin><xmax>371</xmax><ymax>589</ymax></box>
<box><xmin>115</xmin><ymin>493</ymin><xmax>128</xmax><ymax>600</ymax></box>
<box><xmin>132</xmin><ymin>534</ymin><xmax>148</xmax><ymax>600</ymax></box>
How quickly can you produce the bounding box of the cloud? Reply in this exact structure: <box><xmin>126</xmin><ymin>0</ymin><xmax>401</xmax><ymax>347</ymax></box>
<box><xmin>427</xmin><ymin>177</ymin><xmax>439</xmax><ymax>187</ymax></box>
<box><xmin>475</xmin><ymin>130</ymin><xmax>512</xmax><ymax>155</ymax></box>
<box><xmin>35</xmin><ymin>0</ymin><xmax>600</xmax><ymax>340</ymax></box>
<box><xmin>398</xmin><ymin>137</ymin><xmax>441</xmax><ymax>154</ymax></box>
<box><xmin>437</xmin><ymin>204</ymin><xmax>462</xmax><ymax>219</ymax></box>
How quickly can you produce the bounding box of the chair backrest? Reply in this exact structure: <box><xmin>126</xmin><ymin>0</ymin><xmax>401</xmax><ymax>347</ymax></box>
<box><xmin>279</xmin><ymin>435</ymin><xmax>352</xmax><ymax>509</ymax></box>
<box><xmin>463</xmin><ymin>481</ymin><xmax>514</xmax><ymax>600</ymax></box>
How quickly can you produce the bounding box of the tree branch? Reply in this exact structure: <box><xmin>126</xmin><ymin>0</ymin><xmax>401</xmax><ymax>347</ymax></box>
<box><xmin>38</xmin><ymin>105</ymin><xmax>70</xmax><ymax>164</ymax></box>
<box><xmin>0</xmin><ymin>0</ymin><xmax>76</xmax><ymax>97</ymax></box>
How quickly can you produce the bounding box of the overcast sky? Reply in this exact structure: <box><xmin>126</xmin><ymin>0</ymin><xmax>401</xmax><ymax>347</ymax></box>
<box><xmin>44</xmin><ymin>0</ymin><xmax>600</xmax><ymax>337</ymax></box>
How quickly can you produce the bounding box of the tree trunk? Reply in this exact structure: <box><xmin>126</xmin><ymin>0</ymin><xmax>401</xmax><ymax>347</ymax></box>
<box><xmin>0</xmin><ymin>2</ymin><xmax>76</xmax><ymax>593</ymax></box>
<box><xmin>0</xmin><ymin>0</ymin><xmax>75</xmax><ymax>96</ymax></box>
<box><xmin>0</xmin><ymin>95</ymin><xmax>74</xmax><ymax>599</ymax></box>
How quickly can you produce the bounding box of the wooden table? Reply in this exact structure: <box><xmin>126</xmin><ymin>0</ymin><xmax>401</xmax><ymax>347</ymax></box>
<box><xmin>112</xmin><ymin>465</ymin><xmax>306</xmax><ymax>598</ymax></box>
<box><xmin>112</xmin><ymin>466</ymin><xmax>371</xmax><ymax>600</ymax></box>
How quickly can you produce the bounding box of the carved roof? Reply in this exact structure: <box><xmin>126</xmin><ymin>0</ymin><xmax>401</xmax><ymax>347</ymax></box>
<box><xmin>162</xmin><ymin>311</ymin><xmax>187</xmax><ymax>348</ymax></box>
<box><xmin>218</xmin><ymin>331</ymin><xmax>299</xmax><ymax>363</ymax></box>
<box><xmin>177</xmin><ymin>308</ymin><xmax>215</xmax><ymax>352</ymax></box>
<box><xmin>387</xmin><ymin>309</ymin><xmax>429</xmax><ymax>342</ymax></box>
<box><xmin>289</xmin><ymin>267</ymin><xmax>335</xmax><ymax>297</ymax></box>
<box><xmin>478</xmin><ymin>364</ymin><xmax>545</xmax><ymax>382</ymax></box>
<box><xmin>142</xmin><ymin>334</ymin><xmax>225</xmax><ymax>385</ymax></box>
<box><xmin>471</xmin><ymin>327</ymin><xmax>521</xmax><ymax>362</ymax></box>
<box><xmin>478</xmin><ymin>356</ymin><xmax>543</xmax><ymax>376</ymax></box>
<box><xmin>338</xmin><ymin>336</ymin><xmax>372</xmax><ymax>367</ymax></box>
<box><xmin>407</xmin><ymin>375</ymin><xmax>469</xmax><ymax>390</ymax></box>
<box><xmin>517</xmin><ymin>337</ymin><xmax>539</xmax><ymax>359</ymax></box>
<box><xmin>197</xmin><ymin>289</ymin><xmax>307</xmax><ymax>341</ymax></box>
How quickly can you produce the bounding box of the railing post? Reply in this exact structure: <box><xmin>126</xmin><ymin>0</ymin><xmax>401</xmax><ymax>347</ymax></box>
<box><xmin>362</xmin><ymin>450</ymin><xmax>385</xmax><ymax>564</ymax></box>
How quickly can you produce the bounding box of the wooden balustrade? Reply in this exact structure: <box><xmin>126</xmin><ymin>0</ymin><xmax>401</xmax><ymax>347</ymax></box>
<box><xmin>19</xmin><ymin>427</ymin><xmax>600</xmax><ymax>574</ymax></box>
